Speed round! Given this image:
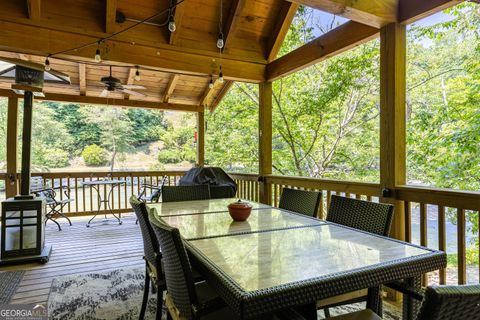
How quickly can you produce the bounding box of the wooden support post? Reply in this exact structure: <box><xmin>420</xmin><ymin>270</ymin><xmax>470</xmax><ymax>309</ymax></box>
<box><xmin>259</xmin><ymin>82</ymin><xmax>272</xmax><ymax>205</ymax></box>
<box><xmin>380</xmin><ymin>22</ymin><xmax>406</xmax><ymax>241</ymax></box>
<box><xmin>380</xmin><ymin>23</ymin><xmax>406</xmax><ymax>301</ymax></box>
<box><xmin>196</xmin><ymin>111</ymin><xmax>205</xmax><ymax>167</ymax></box>
<box><xmin>5</xmin><ymin>97</ymin><xmax>18</xmax><ymax>198</ymax></box>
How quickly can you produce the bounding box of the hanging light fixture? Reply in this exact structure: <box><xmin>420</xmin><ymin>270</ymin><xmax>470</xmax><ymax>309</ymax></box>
<box><xmin>217</xmin><ymin>0</ymin><xmax>224</xmax><ymax>49</ymax></box>
<box><xmin>168</xmin><ymin>0</ymin><xmax>176</xmax><ymax>32</ymax></box>
<box><xmin>94</xmin><ymin>41</ymin><xmax>102</xmax><ymax>62</ymax></box>
<box><xmin>208</xmin><ymin>77</ymin><xmax>214</xmax><ymax>89</ymax></box>
<box><xmin>44</xmin><ymin>56</ymin><xmax>51</xmax><ymax>71</ymax></box>
<box><xmin>134</xmin><ymin>66</ymin><xmax>141</xmax><ymax>81</ymax></box>
<box><xmin>216</xmin><ymin>33</ymin><xmax>224</xmax><ymax>50</ymax></box>
<box><xmin>217</xmin><ymin>0</ymin><xmax>225</xmax><ymax>81</ymax></box>
<box><xmin>218</xmin><ymin>66</ymin><xmax>224</xmax><ymax>83</ymax></box>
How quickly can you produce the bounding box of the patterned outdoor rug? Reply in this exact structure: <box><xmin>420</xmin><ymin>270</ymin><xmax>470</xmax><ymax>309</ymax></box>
<box><xmin>319</xmin><ymin>302</ymin><xmax>401</xmax><ymax>320</ymax></box>
<box><xmin>48</xmin><ymin>267</ymin><xmax>160</xmax><ymax>320</ymax></box>
<box><xmin>48</xmin><ymin>267</ymin><xmax>401</xmax><ymax>320</ymax></box>
<box><xmin>0</xmin><ymin>270</ymin><xmax>25</xmax><ymax>304</ymax></box>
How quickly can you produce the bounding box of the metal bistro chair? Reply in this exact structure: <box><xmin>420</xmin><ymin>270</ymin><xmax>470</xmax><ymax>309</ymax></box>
<box><xmin>279</xmin><ymin>188</ymin><xmax>322</xmax><ymax>217</ymax></box>
<box><xmin>149</xmin><ymin>217</ymin><xmax>238</xmax><ymax>320</ymax></box>
<box><xmin>136</xmin><ymin>175</ymin><xmax>168</xmax><ymax>225</ymax></box>
<box><xmin>320</xmin><ymin>195</ymin><xmax>395</xmax><ymax>317</ymax></box>
<box><xmin>33</xmin><ymin>187</ymin><xmax>74</xmax><ymax>231</ymax></box>
<box><xmin>161</xmin><ymin>185</ymin><xmax>211</xmax><ymax>203</ymax></box>
<box><xmin>316</xmin><ymin>285</ymin><xmax>480</xmax><ymax>320</ymax></box>
<box><xmin>138</xmin><ymin>176</ymin><xmax>168</xmax><ymax>203</ymax></box>
<box><xmin>130</xmin><ymin>196</ymin><xmax>165</xmax><ymax>320</ymax></box>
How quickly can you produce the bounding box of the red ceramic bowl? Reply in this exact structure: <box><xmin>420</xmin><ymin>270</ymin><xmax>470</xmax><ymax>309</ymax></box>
<box><xmin>227</xmin><ymin>200</ymin><xmax>253</xmax><ymax>221</ymax></box>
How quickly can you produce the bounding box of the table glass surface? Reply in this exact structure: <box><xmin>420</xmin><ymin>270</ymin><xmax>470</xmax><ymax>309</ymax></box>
<box><xmin>159</xmin><ymin>208</ymin><xmax>323</xmax><ymax>240</ymax></box>
<box><xmin>188</xmin><ymin>224</ymin><xmax>432</xmax><ymax>292</ymax></box>
<box><xmin>148</xmin><ymin>198</ymin><xmax>270</xmax><ymax>216</ymax></box>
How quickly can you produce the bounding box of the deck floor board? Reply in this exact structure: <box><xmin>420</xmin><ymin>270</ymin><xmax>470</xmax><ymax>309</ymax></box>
<box><xmin>0</xmin><ymin>213</ymin><xmax>144</xmax><ymax>305</ymax></box>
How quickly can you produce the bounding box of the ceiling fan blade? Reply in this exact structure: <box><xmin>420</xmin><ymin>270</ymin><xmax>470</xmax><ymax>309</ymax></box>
<box><xmin>100</xmin><ymin>89</ymin><xmax>109</xmax><ymax>98</ymax></box>
<box><xmin>123</xmin><ymin>84</ymin><xmax>146</xmax><ymax>90</ymax></box>
<box><xmin>122</xmin><ymin>89</ymin><xmax>146</xmax><ymax>97</ymax></box>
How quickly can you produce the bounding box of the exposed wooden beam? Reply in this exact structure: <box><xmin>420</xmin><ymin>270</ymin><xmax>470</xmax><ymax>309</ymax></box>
<box><xmin>0</xmin><ymin>10</ymin><xmax>266</xmax><ymax>64</ymax></box>
<box><xmin>169</xmin><ymin>1</ymin><xmax>186</xmax><ymax>45</ymax></box>
<box><xmin>26</xmin><ymin>0</ymin><xmax>41</xmax><ymax>20</ymax></box>
<box><xmin>0</xmin><ymin>89</ymin><xmax>201</xmax><ymax>112</ymax></box>
<box><xmin>124</xmin><ymin>67</ymin><xmax>136</xmax><ymax>100</ymax></box>
<box><xmin>267</xmin><ymin>21</ymin><xmax>378</xmax><ymax>81</ymax></box>
<box><xmin>399</xmin><ymin>0</ymin><xmax>463</xmax><ymax>24</ymax></box>
<box><xmin>200</xmin><ymin>79</ymin><xmax>223</xmax><ymax>107</ymax></box>
<box><xmin>78</xmin><ymin>63</ymin><xmax>87</xmax><ymax>96</ymax></box>
<box><xmin>267</xmin><ymin>2</ymin><xmax>299</xmax><ymax>62</ymax></box>
<box><xmin>223</xmin><ymin>0</ymin><xmax>247</xmax><ymax>52</ymax></box>
<box><xmin>287</xmin><ymin>0</ymin><xmax>396</xmax><ymax>28</ymax></box>
<box><xmin>105</xmin><ymin>0</ymin><xmax>117</xmax><ymax>33</ymax></box>
<box><xmin>209</xmin><ymin>81</ymin><xmax>233</xmax><ymax>112</ymax></box>
<box><xmin>163</xmin><ymin>74</ymin><xmax>180</xmax><ymax>102</ymax></box>
<box><xmin>0</xmin><ymin>20</ymin><xmax>266</xmax><ymax>82</ymax></box>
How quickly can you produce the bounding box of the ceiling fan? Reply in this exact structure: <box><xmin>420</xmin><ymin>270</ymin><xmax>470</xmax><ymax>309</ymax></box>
<box><xmin>99</xmin><ymin>65</ymin><xmax>146</xmax><ymax>97</ymax></box>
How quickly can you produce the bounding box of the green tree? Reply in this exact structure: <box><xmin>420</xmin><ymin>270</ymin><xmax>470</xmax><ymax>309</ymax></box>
<box><xmin>158</xmin><ymin>115</ymin><xmax>196</xmax><ymax>165</ymax></box>
<box><xmin>82</xmin><ymin>144</ymin><xmax>108</xmax><ymax>166</ymax></box>
<box><xmin>80</xmin><ymin>105</ymin><xmax>135</xmax><ymax>171</ymax></box>
<box><xmin>126</xmin><ymin>109</ymin><xmax>168</xmax><ymax>144</ymax></box>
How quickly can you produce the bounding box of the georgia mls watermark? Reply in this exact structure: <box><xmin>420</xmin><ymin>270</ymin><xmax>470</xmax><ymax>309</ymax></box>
<box><xmin>0</xmin><ymin>304</ymin><xmax>47</xmax><ymax>320</ymax></box>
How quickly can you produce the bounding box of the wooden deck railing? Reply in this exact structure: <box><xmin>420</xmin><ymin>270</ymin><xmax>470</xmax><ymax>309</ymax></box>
<box><xmin>0</xmin><ymin>171</ymin><xmax>186</xmax><ymax>216</ymax></box>
<box><xmin>396</xmin><ymin>185</ymin><xmax>480</xmax><ymax>285</ymax></box>
<box><xmin>0</xmin><ymin>170</ymin><xmax>478</xmax><ymax>286</ymax></box>
<box><xmin>228</xmin><ymin>173</ymin><xmax>260</xmax><ymax>202</ymax></box>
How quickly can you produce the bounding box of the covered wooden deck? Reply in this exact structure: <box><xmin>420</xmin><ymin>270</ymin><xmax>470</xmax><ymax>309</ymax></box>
<box><xmin>0</xmin><ymin>0</ymin><xmax>477</xmax><ymax>305</ymax></box>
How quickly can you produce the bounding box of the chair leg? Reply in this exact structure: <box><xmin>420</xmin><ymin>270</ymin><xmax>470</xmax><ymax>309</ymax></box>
<box><xmin>155</xmin><ymin>286</ymin><xmax>163</xmax><ymax>320</ymax></box>
<box><xmin>140</xmin><ymin>268</ymin><xmax>150</xmax><ymax>320</ymax></box>
<box><xmin>324</xmin><ymin>308</ymin><xmax>331</xmax><ymax>318</ymax></box>
<box><xmin>46</xmin><ymin>214</ymin><xmax>62</xmax><ymax>231</ymax></box>
<box><xmin>366</xmin><ymin>286</ymin><xmax>382</xmax><ymax>317</ymax></box>
<box><xmin>54</xmin><ymin>205</ymin><xmax>72</xmax><ymax>226</ymax></box>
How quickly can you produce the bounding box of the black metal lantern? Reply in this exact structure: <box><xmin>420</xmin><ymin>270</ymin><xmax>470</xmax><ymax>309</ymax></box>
<box><xmin>1</xmin><ymin>197</ymin><xmax>51</xmax><ymax>264</ymax></box>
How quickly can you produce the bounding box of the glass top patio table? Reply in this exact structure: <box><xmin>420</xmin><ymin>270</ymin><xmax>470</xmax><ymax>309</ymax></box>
<box><xmin>147</xmin><ymin>198</ymin><xmax>270</xmax><ymax>217</ymax></box>
<box><xmin>158</xmin><ymin>207</ymin><xmax>324</xmax><ymax>240</ymax></box>
<box><xmin>184</xmin><ymin>223</ymin><xmax>446</xmax><ymax>319</ymax></box>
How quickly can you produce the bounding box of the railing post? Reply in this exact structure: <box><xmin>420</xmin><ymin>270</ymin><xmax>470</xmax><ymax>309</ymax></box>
<box><xmin>259</xmin><ymin>82</ymin><xmax>272</xmax><ymax>205</ymax></box>
<box><xmin>6</xmin><ymin>97</ymin><xmax>18</xmax><ymax>199</ymax></box>
<box><xmin>196</xmin><ymin>111</ymin><xmax>205</xmax><ymax>167</ymax></box>
<box><xmin>380</xmin><ymin>23</ymin><xmax>407</xmax><ymax>241</ymax></box>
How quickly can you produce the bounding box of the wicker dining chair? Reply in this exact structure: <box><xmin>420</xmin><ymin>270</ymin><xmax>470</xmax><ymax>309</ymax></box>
<box><xmin>161</xmin><ymin>185</ymin><xmax>211</xmax><ymax>203</ymax></box>
<box><xmin>313</xmin><ymin>285</ymin><xmax>480</xmax><ymax>320</ymax></box>
<box><xmin>279</xmin><ymin>188</ymin><xmax>322</xmax><ymax>217</ymax></box>
<box><xmin>149</xmin><ymin>216</ymin><xmax>239</xmax><ymax>320</ymax></box>
<box><xmin>326</xmin><ymin>195</ymin><xmax>394</xmax><ymax>237</ymax></box>
<box><xmin>130</xmin><ymin>196</ymin><xmax>165</xmax><ymax>320</ymax></box>
<box><xmin>320</xmin><ymin>195</ymin><xmax>395</xmax><ymax>317</ymax></box>
<box><xmin>209</xmin><ymin>185</ymin><xmax>236</xmax><ymax>199</ymax></box>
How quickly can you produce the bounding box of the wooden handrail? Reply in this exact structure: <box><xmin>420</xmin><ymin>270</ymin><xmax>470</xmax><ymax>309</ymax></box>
<box><xmin>265</xmin><ymin>174</ymin><xmax>380</xmax><ymax>197</ymax></box>
<box><xmin>228</xmin><ymin>173</ymin><xmax>259</xmax><ymax>181</ymax></box>
<box><xmin>395</xmin><ymin>185</ymin><xmax>480</xmax><ymax>211</ymax></box>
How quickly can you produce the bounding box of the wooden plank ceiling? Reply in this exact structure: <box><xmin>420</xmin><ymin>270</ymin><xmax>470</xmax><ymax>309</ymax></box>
<box><xmin>0</xmin><ymin>0</ymin><xmax>464</xmax><ymax>112</ymax></box>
